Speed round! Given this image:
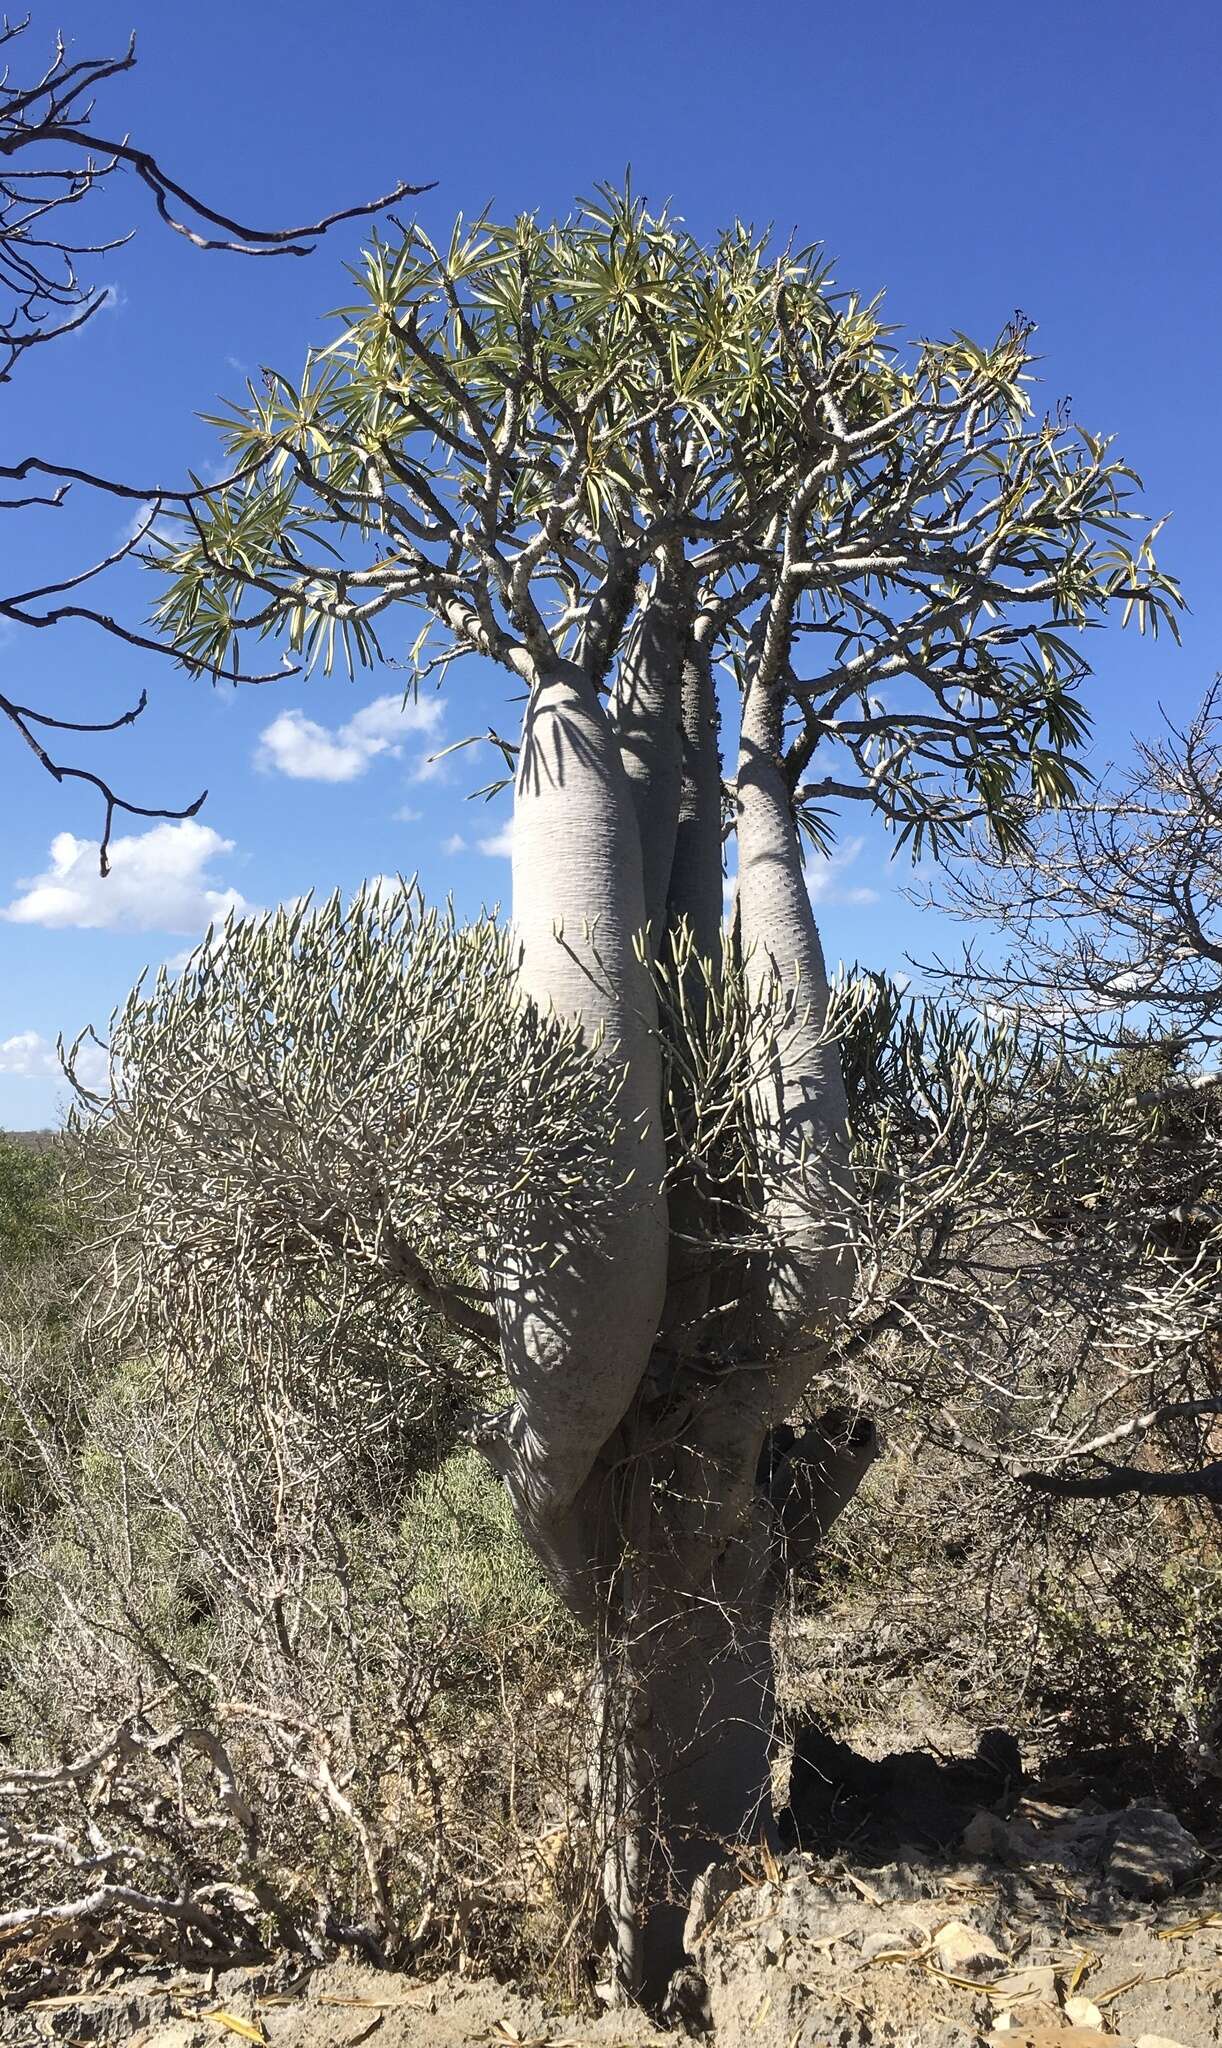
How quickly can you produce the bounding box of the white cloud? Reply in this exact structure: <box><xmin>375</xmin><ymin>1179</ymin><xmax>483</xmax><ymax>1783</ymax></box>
<box><xmin>344</xmin><ymin>694</ymin><xmax>442</xmax><ymax>748</ymax></box>
<box><xmin>409</xmin><ymin>745</ymin><xmax>449</xmax><ymax>784</ymax></box>
<box><xmin>806</xmin><ymin>836</ymin><xmax>880</xmax><ymax>910</ymax></box>
<box><xmin>442</xmin><ymin>833</ymin><xmax>467</xmax><ymax>855</ymax></box>
<box><xmin>478</xmin><ymin>821</ymin><xmax>514</xmax><ymax>857</ymax></box>
<box><xmin>0</xmin><ymin>1031</ymin><xmax>59</xmax><ymax>1079</ymax></box>
<box><xmin>257</xmin><ymin>711</ymin><xmax>367</xmax><ymax>782</ymax></box>
<box><xmin>393</xmin><ymin>803</ymin><xmax>423</xmax><ymax>824</ymax></box>
<box><xmin>120</xmin><ymin>501</ymin><xmax>171</xmax><ymax>546</ymax></box>
<box><xmin>354</xmin><ymin>874</ymin><xmax>419</xmax><ymax>913</ymax></box>
<box><xmin>2</xmin><ymin>822</ymin><xmax>255</xmax><ymax>934</ymax></box>
<box><xmin>256</xmin><ymin>692</ymin><xmax>443</xmax><ymax>783</ymax></box>
<box><xmin>0</xmin><ymin>1031</ymin><xmax>108</xmax><ymax>1093</ymax></box>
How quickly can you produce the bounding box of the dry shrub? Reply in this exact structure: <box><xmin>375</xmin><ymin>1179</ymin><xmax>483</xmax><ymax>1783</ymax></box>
<box><xmin>777</xmin><ymin>1389</ymin><xmax>1222</xmax><ymax>1784</ymax></box>
<box><xmin>0</xmin><ymin>1301</ymin><xmax>597</xmax><ymax>2005</ymax></box>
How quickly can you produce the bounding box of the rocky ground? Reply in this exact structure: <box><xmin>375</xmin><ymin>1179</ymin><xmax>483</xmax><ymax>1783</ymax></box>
<box><xmin>3</xmin><ymin>1741</ymin><xmax>1219</xmax><ymax>2046</ymax></box>
<box><xmin>683</xmin><ymin>1798</ymin><xmax>1222</xmax><ymax>2046</ymax></box>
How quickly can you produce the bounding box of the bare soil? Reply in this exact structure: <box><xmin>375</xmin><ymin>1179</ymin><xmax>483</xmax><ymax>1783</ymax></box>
<box><xmin>0</xmin><ymin>1962</ymin><xmax>670</xmax><ymax>2048</ymax></box>
<box><xmin>4</xmin><ymin>1738</ymin><xmax>1219</xmax><ymax>2046</ymax></box>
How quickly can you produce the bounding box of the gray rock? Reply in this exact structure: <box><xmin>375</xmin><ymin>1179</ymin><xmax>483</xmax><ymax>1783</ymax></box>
<box><xmin>962</xmin><ymin>1807</ymin><xmax>1012</xmax><ymax>1859</ymax></box>
<box><xmin>1106</xmin><ymin>1805</ymin><xmax>1205</xmax><ymax>1900</ymax></box>
<box><xmin>931</xmin><ymin>1915</ymin><xmax>1005</xmax><ymax>1979</ymax></box>
<box><xmin>859</xmin><ymin>1926</ymin><xmax>919</xmax><ymax>1962</ymax></box>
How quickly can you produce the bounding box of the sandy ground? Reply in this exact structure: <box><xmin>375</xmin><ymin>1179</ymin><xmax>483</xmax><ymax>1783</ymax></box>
<box><xmin>0</xmin><ymin>1960</ymin><xmax>671</xmax><ymax>2048</ymax></box>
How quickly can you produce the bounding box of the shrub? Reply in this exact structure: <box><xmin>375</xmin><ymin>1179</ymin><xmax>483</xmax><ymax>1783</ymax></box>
<box><xmin>0</xmin><ymin>1323</ymin><xmax>590</xmax><ymax>1995</ymax></box>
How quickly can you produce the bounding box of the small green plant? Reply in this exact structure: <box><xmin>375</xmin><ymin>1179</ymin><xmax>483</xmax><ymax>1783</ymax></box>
<box><xmin>405</xmin><ymin>1449</ymin><xmax>568</xmax><ymax>1639</ymax></box>
<box><xmin>1036</xmin><ymin>1542</ymin><xmax>1222</xmax><ymax>1753</ymax></box>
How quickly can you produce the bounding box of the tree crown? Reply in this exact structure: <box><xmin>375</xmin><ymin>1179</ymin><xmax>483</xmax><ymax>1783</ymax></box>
<box><xmin>156</xmin><ymin>182</ymin><xmax>1180</xmax><ymax>853</ymax></box>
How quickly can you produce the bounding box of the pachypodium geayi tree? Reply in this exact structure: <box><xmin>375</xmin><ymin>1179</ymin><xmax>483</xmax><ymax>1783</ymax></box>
<box><xmin>147</xmin><ymin>186</ymin><xmax>1178</xmax><ymax>1989</ymax></box>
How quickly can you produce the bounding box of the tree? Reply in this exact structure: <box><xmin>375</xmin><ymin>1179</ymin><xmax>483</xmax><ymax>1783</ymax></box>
<box><xmin>0</xmin><ymin>16</ymin><xmax>424</xmax><ymax>864</ymax></box>
<box><xmin>0</xmin><ymin>1132</ymin><xmax>57</xmax><ymax>1267</ymax></box>
<box><xmin>929</xmin><ymin>685</ymin><xmax>1222</xmax><ymax>1510</ymax></box>
<box><xmin>932</xmin><ymin>681</ymin><xmax>1222</xmax><ymax>1058</ymax></box>
<box><xmin>139</xmin><ymin>186</ymin><xmax>1177</xmax><ymax>1995</ymax></box>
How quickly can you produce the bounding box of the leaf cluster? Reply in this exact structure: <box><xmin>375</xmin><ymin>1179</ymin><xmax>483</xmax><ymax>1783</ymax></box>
<box><xmin>152</xmin><ymin>184</ymin><xmax>1181</xmax><ymax>852</ymax></box>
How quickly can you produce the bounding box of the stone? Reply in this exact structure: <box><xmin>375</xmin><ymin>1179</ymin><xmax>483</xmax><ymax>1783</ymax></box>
<box><xmin>931</xmin><ymin>1915</ymin><xmax>1006</xmax><ymax>1979</ymax></box>
<box><xmin>989</xmin><ymin>2004</ymin><xmax>1075</xmax><ymax>2035</ymax></box>
<box><xmin>987</xmin><ymin>2031</ymin><xmax>1123</xmax><ymax>2047</ymax></box>
<box><xmin>859</xmin><ymin>1926</ymin><xmax>918</xmax><ymax>1962</ymax></box>
<box><xmin>989</xmin><ymin>1964</ymin><xmax>1058</xmax><ymax>2009</ymax></box>
<box><xmin>963</xmin><ymin>1807</ymin><xmax>1013</xmax><ymax>1859</ymax></box>
<box><xmin>1106</xmin><ymin>1806</ymin><xmax>1205</xmax><ymax>1900</ymax></box>
<box><xmin>1063</xmin><ymin>1993</ymin><xmax>1105</xmax><ymax>2027</ymax></box>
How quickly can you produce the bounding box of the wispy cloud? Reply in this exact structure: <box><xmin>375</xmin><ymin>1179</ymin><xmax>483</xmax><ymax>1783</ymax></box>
<box><xmin>442</xmin><ymin>832</ymin><xmax>467</xmax><ymax>855</ymax></box>
<box><xmin>0</xmin><ymin>1030</ymin><xmax>107</xmax><ymax>1092</ymax></box>
<box><xmin>256</xmin><ymin>693</ymin><xmax>443</xmax><ymax>783</ymax></box>
<box><xmin>409</xmin><ymin>745</ymin><xmax>450</xmax><ymax>784</ymax></box>
<box><xmin>2</xmin><ymin>822</ymin><xmax>255</xmax><ymax>934</ymax></box>
<box><xmin>478</xmin><ymin>820</ymin><xmax>513</xmax><ymax>857</ymax></box>
<box><xmin>806</xmin><ymin>836</ymin><xmax>879</xmax><ymax>909</ymax></box>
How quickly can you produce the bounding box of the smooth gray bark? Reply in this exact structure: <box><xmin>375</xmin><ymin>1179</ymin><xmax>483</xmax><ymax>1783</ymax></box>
<box><xmin>608</xmin><ymin>559</ymin><xmax>689</xmax><ymax>950</ymax></box>
<box><xmin>494</xmin><ymin>625</ymin><xmax>860</xmax><ymax>1999</ymax></box>
<box><xmin>500</xmin><ymin>658</ymin><xmax>669</xmax><ymax>1587</ymax></box>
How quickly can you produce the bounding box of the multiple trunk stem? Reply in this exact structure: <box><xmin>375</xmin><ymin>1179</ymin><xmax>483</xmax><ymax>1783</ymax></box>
<box><xmin>493</xmin><ymin>577</ymin><xmax>864</xmax><ymax>1999</ymax></box>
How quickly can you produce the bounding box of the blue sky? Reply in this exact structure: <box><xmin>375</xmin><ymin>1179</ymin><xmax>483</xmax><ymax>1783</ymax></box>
<box><xmin>2</xmin><ymin>0</ymin><xmax>1219</xmax><ymax>1126</ymax></box>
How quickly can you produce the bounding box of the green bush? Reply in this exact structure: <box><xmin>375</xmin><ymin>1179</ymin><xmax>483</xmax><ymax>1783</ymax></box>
<box><xmin>405</xmin><ymin>1448</ymin><xmax>568</xmax><ymax>1639</ymax></box>
<box><xmin>1035</xmin><ymin>1542</ymin><xmax>1222</xmax><ymax>1754</ymax></box>
<box><xmin>0</xmin><ymin>1136</ymin><xmax>60</xmax><ymax>1268</ymax></box>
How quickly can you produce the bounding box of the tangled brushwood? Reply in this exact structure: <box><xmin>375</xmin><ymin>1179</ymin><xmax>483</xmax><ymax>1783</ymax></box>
<box><xmin>71</xmin><ymin>883</ymin><xmax>626</xmax><ymax>1394</ymax></box>
<box><xmin>0</xmin><ymin>1298</ymin><xmax>595</xmax><ymax>1996</ymax></box>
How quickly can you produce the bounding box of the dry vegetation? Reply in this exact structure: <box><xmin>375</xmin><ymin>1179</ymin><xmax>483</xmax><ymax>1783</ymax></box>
<box><xmin>0</xmin><ymin>23</ymin><xmax>1219</xmax><ymax>2028</ymax></box>
<box><xmin>3</xmin><ymin>890</ymin><xmax>1220</xmax><ymax>2028</ymax></box>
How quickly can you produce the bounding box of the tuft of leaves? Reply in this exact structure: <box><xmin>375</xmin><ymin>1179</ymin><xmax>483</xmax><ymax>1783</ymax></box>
<box><xmin>152</xmin><ymin>184</ymin><xmax>1180</xmax><ymax>855</ymax></box>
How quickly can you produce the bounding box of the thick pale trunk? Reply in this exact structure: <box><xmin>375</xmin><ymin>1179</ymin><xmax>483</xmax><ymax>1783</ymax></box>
<box><xmin>500</xmin><ymin>659</ymin><xmax>668</xmax><ymax>1594</ymax></box>
<box><xmin>497</xmin><ymin>628</ymin><xmax>866</xmax><ymax>2005</ymax></box>
<box><xmin>594</xmin><ymin>1411</ymin><xmax>878</xmax><ymax>2002</ymax></box>
<box><xmin>734</xmin><ymin>669</ymin><xmax>854</xmax><ymax>1386</ymax></box>
<box><xmin>665</xmin><ymin>629</ymin><xmax>724</xmax><ymax>966</ymax></box>
<box><xmin>608</xmin><ymin>560</ymin><xmax>689</xmax><ymax>949</ymax></box>
<box><xmin>660</xmin><ymin>634</ymin><xmax>725</xmax><ymax>1355</ymax></box>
